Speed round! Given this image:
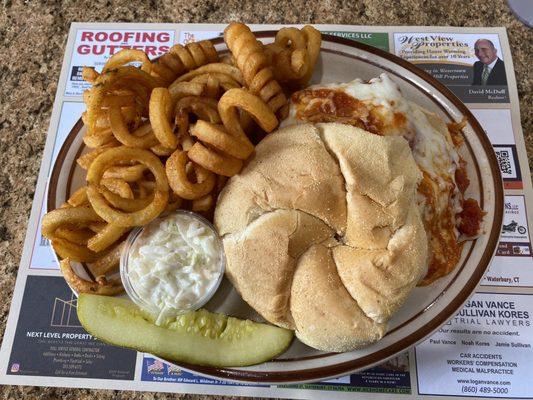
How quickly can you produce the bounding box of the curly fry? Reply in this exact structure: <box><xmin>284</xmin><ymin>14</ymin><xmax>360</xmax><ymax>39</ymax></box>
<box><xmin>296</xmin><ymin>25</ymin><xmax>322</xmax><ymax>86</ymax></box>
<box><xmin>149</xmin><ymin>88</ymin><xmax>177</xmax><ymax>149</ymax></box>
<box><xmin>175</xmin><ymin>96</ymin><xmax>220</xmax><ymax>123</ymax></box>
<box><xmin>77</xmin><ymin>142</ymin><xmax>120</xmax><ymax>170</ymax></box>
<box><xmin>151</xmin><ymin>40</ymin><xmax>219</xmax><ymax>84</ymax></box>
<box><xmin>87</xmin><ymin>147</ymin><xmax>169</xmax><ymax>227</ymax></box>
<box><xmin>191</xmin><ymin>120</ymin><xmax>254</xmax><ymax>160</ymax></box>
<box><xmin>100</xmin><ymin>187</ymin><xmax>154</xmax><ymax>212</ymax></box>
<box><xmin>101</xmin><ymin>94</ymin><xmax>136</xmax><ymax>108</ymax></box>
<box><xmin>218</xmin><ymin>88</ymin><xmax>278</xmax><ymax>140</ymax></box>
<box><xmin>191</xmin><ymin>73</ymin><xmax>241</xmax><ymax>91</ymax></box>
<box><xmin>42</xmin><ymin>206</ymin><xmax>102</xmax><ymax>239</ymax></box>
<box><xmin>100</xmin><ymin>178</ymin><xmax>133</xmax><ymax>199</ymax></box>
<box><xmin>224</xmin><ymin>22</ymin><xmax>287</xmax><ymax>118</ymax></box>
<box><xmin>187</xmin><ymin>142</ymin><xmax>243</xmax><ymax>177</ymax></box>
<box><xmin>169</xmin><ymin>40</ymin><xmax>219</xmax><ymax>71</ymax></box>
<box><xmin>88</xmin><ymin>222</ymin><xmax>107</xmax><ymax>233</ymax></box>
<box><xmin>102</xmin><ymin>49</ymin><xmax>152</xmax><ymax>74</ymax></box>
<box><xmin>60</xmin><ymin>258</ymin><xmax>124</xmax><ymax>295</ymax></box>
<box><xmin>271</xmin><ymin>27</ymin><xmax>309</xmax><ymax>80</ymax></box>
<box><xmin>103</xmin><ymin>164</ymin><xmax>147</xmax><ymax>182</ymax></box>
<box><xmin>175</xmin><ymin>63</ymin><xmax>244</xmax><ymax>85</ymax></box>
<box><xmin>157</xmin><ymin>52</ymin><xmax>184</xmax><ymax>74</ymax></box>
<box><xmin>150</xmin><ymin>62</ymin><xmax>176</xmax><ymax>85</ymax></box>
<box><xmin>220</xmin><ymin>53</ymin><xmax>235</xmax><ymax>65</ymax></box>
<box><xmin>126</xmin><ymin>82</ymin><xmax>151</xmax><ymax>116</ymax></box>
<box><xmin>204</xmin><ymin>75</ymin><xmax>220</xmax><ymax>98</ymax></box>
<box><xmin>83</xmin><ymin>127</ymin><xmax>115</xmax><ymax>148</ymax></box>
<box><xmin>166</xmin><ymin>150</ymin><xmax>215</xmax><ymax>200</ymax></box>
<box><xmin>264</xmin><ymin>25</ymin><xmax>321</xmax><ymax>87</ymax></box>
<box><xmin>82</xmin><ymin>67</ymin><xmax>100</xmax><ymax>83</ymax></box>
<box><xmin>54</xmin><ymin>227</ymin><xmax>94</xmax><ymax>245</ymax></box>
<box><xmin>67</xmin><ymin>186</ymin><xmax>89</xmax><ymax>207</ymax></box>
<box><xmin>276</xmin><ymin>27</ymin><xmax>307</xmax><ymax>49</ymax></box>
<box><xmin>151</xmin><ymin>144</ymin><xmax>175</xmax><ymax>157</ymax></box>
<box><xmin>174</xmin><ymin>96</ymin><xmax>221</xmax><ymax>146</ymax></box>
<box><xmin>192</xmin><ymin>194</ymin><xmax>214</xmax><ymax>212</ymax></box>
<box><xmin>87</xmin><ymin>223</ymin><xmax>128</xmax><ymax>253</ymax></box>
<box><xmin>86</xmin><ymin>66</ymin><xmax>163</xmax><ymax>134</ymax></box>
<box><xmin>265</xmin><ymin>43</ymin><xmax>308</xmax><ymax>81</ymax></box>
<box><xmin>88</xmin><ymin>242</ymin><xmax>124</xmax><ymax>278</ymax></box>
<box><xmin>51</xmin><ymin>238</ymin><xmax>100</xmax><ymax>263</ymax></box>
<box><xmin>168</xmin><ymin>81</ymin><xmax>205</xmax><ymax>101</ymax></box>
<box><xmin>169</xmin><ymin>77</ymin><xmax>230</xmax><ymax>103</ymax></box>
<box><xmin>108</xmin><ymin>105</ymin><xmax>158</xmax><ymax>148</ymax></box>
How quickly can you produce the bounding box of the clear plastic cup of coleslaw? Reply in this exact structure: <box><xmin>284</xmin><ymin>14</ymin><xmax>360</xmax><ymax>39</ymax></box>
<box><xmin>120</xmin><ymin>210</ymin><xmax>225</xmax><ymax>324</ymax></box>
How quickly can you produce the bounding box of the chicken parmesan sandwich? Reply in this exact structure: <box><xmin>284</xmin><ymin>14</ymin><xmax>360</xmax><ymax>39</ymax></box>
<box><xmin>214</xmin><ymin>74</ymin><xmax>484</xmax><ymax>352</ymax></box>
<box><xmin>285</xmin><ymin>73</ymin><xmax>484</xmax><ymax>284</ymax></box>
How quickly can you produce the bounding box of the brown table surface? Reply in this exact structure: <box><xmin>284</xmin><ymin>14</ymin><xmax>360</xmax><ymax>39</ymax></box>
<box><xmin>0</xmin><ymin>0</ymin><xmax>531</xmax><ymax>399</ymax></box>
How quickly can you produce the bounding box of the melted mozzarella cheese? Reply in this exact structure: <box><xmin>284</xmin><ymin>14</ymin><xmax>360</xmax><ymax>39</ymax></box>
<box><xmin>286</xmin><ymin>73</ymin><xmax>462</xmax><ymax>221</ymax></box>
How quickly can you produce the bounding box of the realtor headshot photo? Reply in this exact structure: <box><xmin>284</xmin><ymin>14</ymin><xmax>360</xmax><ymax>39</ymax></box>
<box><xmin>472</xmin><ymin>38</ymin><xmax>508</xmax><ymax>85</ymax></box>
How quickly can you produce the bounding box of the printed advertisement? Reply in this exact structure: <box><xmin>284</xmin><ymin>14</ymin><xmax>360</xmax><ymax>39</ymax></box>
<box><xmin>484</xmin><ymin>195</ymin><xmax>533</xmax><ymax>287</ymax></box>
<box><xmin>178</xmin><ymin>30</ymin><xmax>389</xmax><ymax>51</ymax></box>
<box><xmin>141</xmin><ymin>357</ymin><xmax>266</xmax><ymax>387</ymax></box>
<box><xmin>393</xmin><ymin>33</ymin><xmax>509</xmax><ymax>103</ymax></box>
<box><xmin>322</xmin><ymin>31</ymin><xmax>389</xmax><ymax>51</ymax></box>
<box><xmin>281</xmin><ymin>353</ymin><xmax>411</xmax><ymax>394</ymax></box>
<box><xmin>471</xmin><ymin>109</ymin><xmax>522</xmax><ymax>190</ymax></box>
<box><xmin>66</xmin><ymin>29</ymin><xmax>176</xmax><ymax>96</ymax></box>
<box><xmin>7</xmin><ymin>276</ymin><xmax>136</xmax><ymax>379</ymax></box>
<box><xmin>141</xmin><ymin>354</ymin><xmax>411</xmax><ymax>394</ymax></box>
<box><xmin>416</xmin><ymin>293</ymin><xmax>533</xmax><ymax>398</ymax></box>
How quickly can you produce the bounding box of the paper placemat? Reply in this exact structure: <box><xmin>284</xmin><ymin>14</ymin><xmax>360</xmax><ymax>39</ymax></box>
<box><xmin>0</xmin><ymin>23</ymin><xmax>531</xmax><ymax>399</ymax></box>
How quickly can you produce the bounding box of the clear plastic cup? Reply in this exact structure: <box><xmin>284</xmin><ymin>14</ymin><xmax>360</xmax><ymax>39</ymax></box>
<box><xmin>120</xmin><ymin>210</ymin><xmax>225</xmax><ymax>319</ymax></box>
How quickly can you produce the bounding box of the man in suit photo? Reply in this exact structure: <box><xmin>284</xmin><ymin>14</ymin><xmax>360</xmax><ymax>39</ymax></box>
<box><xmin>472</xmin><ymin>39</ymin><xmax>507</xmax><ymax>86</ymax></box>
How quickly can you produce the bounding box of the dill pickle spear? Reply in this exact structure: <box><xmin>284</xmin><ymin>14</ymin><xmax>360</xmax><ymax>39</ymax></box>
<box><xmin>77</xmin><ymin>294</ymin><xmax>293</xmax><ymax>367</ymax></box>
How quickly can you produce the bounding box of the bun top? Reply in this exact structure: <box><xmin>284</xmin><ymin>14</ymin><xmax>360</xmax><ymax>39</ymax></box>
<box><xmin>215</xmin><ymin>123</ymin><xmax>347</xmax><ymax>236</ymax></box>
<box><xmin>215</xmin><ymin>122</ymin><xmax>428</xmax><ymax>352</ymax></box>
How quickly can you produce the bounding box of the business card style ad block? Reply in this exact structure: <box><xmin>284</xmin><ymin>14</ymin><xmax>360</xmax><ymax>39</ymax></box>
<box><xmin>470</xmin><ymin>109</ymin><xmax>522</xmax><ymax>190</ymax></box>
<box><xmin>484</xmin><ymin>195</ymin><xmax>533</xmax><ymax>287</ymax></box>
<box><xmin>7</xmin><ymin>276</ymin><xmax>136</xmax><ymax>379</ymax></box>
<box><xmin>393</xmin><ymin>33</ymin><xmax>509</xmax><ymax>103</ymax></box>
<box><xmin>416</xmin><ymin>292</ymin><xmax>533</xmax><ymax>398</ymax></box>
